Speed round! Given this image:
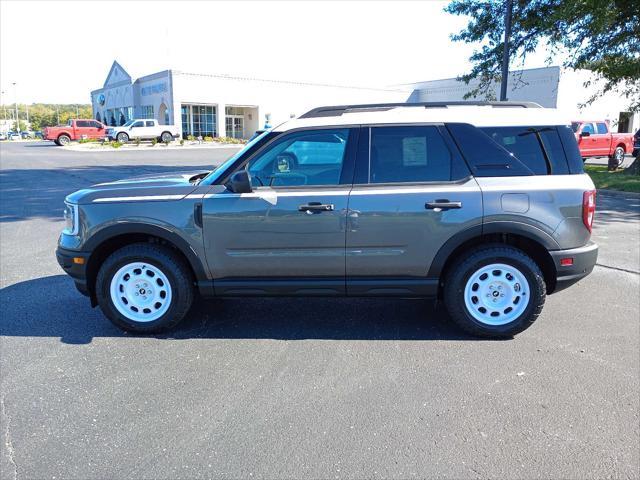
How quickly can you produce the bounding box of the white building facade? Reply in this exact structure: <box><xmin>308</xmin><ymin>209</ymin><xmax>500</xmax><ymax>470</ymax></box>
<box><xmin>91</xmin><ymin>61</ymin><xmax>409</xmax><ymax>139</ymax></box>
<box><xmin>402</xmin><ymin>66</ymin><xmax>639</xmax><ymax>133</ymax></box>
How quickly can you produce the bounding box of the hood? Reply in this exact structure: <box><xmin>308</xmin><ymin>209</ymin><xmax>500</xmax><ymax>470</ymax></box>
<box><xmin>66</xmin><ymin>170</ymin><xmax>210</xmax><ymax>205</ymax></box>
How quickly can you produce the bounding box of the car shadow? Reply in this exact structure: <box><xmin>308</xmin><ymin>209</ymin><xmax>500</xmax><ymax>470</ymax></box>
<box><xmin>0</xmin><ymin>275</ymin><xmax>483</xmax><ymax>344</ymax></box>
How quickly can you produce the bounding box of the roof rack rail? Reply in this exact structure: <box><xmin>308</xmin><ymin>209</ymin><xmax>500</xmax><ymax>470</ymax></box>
<box><xmin>299</xmin><ymin>101</ymin><xmax>543</xmax><ymax>119</ymax></box>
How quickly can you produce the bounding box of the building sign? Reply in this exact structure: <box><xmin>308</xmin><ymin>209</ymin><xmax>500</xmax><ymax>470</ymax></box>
<box><xmin>141</xmin><ymin>82</ymin><xmax>168</xmax><ymax>96</ymax></box>
<box><xmin>98</xmin><ymin>93</ymin><xmax>105</xmax><ymax>106</ymax></box>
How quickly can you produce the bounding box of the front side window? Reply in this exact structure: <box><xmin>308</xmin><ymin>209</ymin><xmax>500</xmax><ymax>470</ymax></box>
<box><xmin>582</xmin><ymin>123</ymin><xmax>595</xmax><ymax>134</ymax></box>
<box><xmin>596</xmin><ymin>122</ymin><xmax>608</xmax><ymax>134</ymax></box>
<box><xmin>247</xmin><ymin>129</ymin><xmax>349</xmax><ymax>187</ymax></box>
<box><xmin>369</xmin><ymin>126</ymin><xmax>452</xmax><ymax>183</ymax></box>
<box><xmin>132</xmin><ymin>121</ymin><xmax>144</xmax><ymax>128</ymax></box>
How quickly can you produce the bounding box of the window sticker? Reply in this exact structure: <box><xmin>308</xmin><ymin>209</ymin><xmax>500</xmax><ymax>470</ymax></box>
<box><xmin>402</xmin><ymin>136</ymin><xmax>427</xmax><ymax>166</ymax></box>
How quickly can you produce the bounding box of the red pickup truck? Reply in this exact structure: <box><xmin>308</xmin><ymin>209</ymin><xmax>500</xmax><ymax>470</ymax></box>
<box><xmin>43</xmin><ymin>119</ymin><xmax>107</xmax><ymax>146</ymax></box>
<box><xmin>572</xmin><ymin>120</ymin><xmax>634</xmax><ymax>166</ymax></box>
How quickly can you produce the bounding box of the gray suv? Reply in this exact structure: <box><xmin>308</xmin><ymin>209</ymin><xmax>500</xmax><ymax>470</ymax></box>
<box><xmin>56</xmin><ymin>102</ymin><xmax>598</xmax><ymax>338</ymax></box>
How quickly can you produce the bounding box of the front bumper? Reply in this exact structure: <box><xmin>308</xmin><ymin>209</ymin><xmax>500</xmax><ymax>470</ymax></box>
<box><xmin>56</xmin><ymin>246</ymin><xmax>90</xmax><ymax>296</ymax></box>
<box><xmin>549</xmin><ymin>241</ymin><xmax>598</xmax><ymax>293</ymax></box>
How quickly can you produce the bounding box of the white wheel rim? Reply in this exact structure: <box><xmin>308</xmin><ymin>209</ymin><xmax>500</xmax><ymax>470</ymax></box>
<box><xmin>109</xmin><ymin>262</ymin><xmax>172</xmax><ymax>322</ymax></box>
<box><xmin>463</xmin><ymin>263</ymin><xmax>530</xmax><ymax>326</ymax></box>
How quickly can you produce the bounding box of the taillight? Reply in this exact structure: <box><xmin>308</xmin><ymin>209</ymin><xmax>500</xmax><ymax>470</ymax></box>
<box><xmin>582</xmin><ymin>190</ymin><xmax>596</xmax><ymax>232</ymax></box>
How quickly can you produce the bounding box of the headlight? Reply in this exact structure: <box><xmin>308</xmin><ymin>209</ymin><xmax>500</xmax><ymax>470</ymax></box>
<box><xmin>63</xmin><ymin>202</ymin><xmax>79</xmax><ymax>235</ymax></box>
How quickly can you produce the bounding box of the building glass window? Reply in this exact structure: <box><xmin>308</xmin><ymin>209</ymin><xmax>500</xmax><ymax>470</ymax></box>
<box><xmin>140</xmin><ymin>105</ymin><xmax>154</xmax><ymax>119</ymax></box>
<box><xmin>181</xmin><ymin>105</ymin><xmax>191</xmax><ymax>138</ymax></box>
<box><xmin>192</xmin><ymin>105</ymin><xmax>216</xmax><ymax>137</ymax></box>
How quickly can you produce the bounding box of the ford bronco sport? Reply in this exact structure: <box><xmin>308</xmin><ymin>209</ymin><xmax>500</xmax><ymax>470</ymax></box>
<box><xmin>56</xmin><ymin>101</ymin><xmax>598</xmax><ymax>338</ymax></box>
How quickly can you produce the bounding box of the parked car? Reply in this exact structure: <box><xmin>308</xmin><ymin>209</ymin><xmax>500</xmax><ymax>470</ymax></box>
<box><xmin>572</xmin><ymin>120</ymin><xmax>634</xmax><ymax>167</ymax></box>
<box><xmin>57</xmin><ymin>101</ymin><xmax>598</xmax><ymax>338</ymax></box>
<box><xmin>0</xmin><ymin>132</ymin><xmax>7</xmax><ymax>141</ymax></box>
<box><xmin>107</xmin><ymin>119</ymin><xmax>179</xmax><ymax>143</ymax></box>
<box><xmin>633</xmin><ymin>129</ymin><xmax>639</xmax><ymax>158</ymax></box>
<box><xmin>8</xmin><ymin>131</ymin><xmax>21</xmax><ymax>141</ymax></box>
<box><xmin>20</xmin><ymin>131</ymin><xmax>34</xmax><ymax>139</ymax></box>
<box><xmin>34</xmin><ymin>131</ymin><xmax>44</xmax><ymax>139</ymax></box>
<box><xmin>43</xmin><ymin>119</ymin><xmax>107</xmax><ymax>146</ymax></box>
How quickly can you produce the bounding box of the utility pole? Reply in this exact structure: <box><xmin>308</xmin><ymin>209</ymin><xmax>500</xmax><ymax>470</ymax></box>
<box><xmin>76</xmin><ymin>104</ymin><xmax>79</xmax><ymax>117</ymax></box>
<box><xmin>56</xmin><ymin>104</ymin><xmax>60</xmax><ymax>125</ymax></box>
<box><xmin>499</xmin><ymin>0</ymin><xmax>513</xmax><ymax>101</ymax></box>
<box><xmin>12</xmin><ymin>82</ymin><xmax>18</xmax><ymax>131</ymax></box>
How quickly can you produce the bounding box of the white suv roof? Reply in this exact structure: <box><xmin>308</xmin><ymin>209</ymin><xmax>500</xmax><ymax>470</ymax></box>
<box><xmin>275</xmin><ymin>102</ymin><xmax>571</xmax><ymax>132</ymax></box>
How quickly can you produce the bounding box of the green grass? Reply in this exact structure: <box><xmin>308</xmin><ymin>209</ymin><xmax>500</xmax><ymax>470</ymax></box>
<box><xmin>585</xmin><ymin>165</ymin><xmax>640</xmax><ymax>193</ymax></box>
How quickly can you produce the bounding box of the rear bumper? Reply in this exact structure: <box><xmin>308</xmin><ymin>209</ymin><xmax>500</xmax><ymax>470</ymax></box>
<box><xmin>549</xmin><ymin>242</ymin><xmax>598</xmax><ymax>293</ymax></box>
<box><xmin>56</xmin><ymin>246</ymin><xmax>90</xmax><ymax>295</ymax></box>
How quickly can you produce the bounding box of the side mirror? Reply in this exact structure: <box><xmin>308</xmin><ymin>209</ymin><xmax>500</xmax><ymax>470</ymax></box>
<box><xmin>580</xmin><ymin>131</ymin><xmax>591</xmax><ymax>137</ymax></box>
<box><xmin>226</xmin><ymin>170</ymin><xmax>252</xmax><ymax>194</ymax></box>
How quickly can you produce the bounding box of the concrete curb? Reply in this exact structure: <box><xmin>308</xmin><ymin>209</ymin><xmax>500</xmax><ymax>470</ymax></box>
<box><xmin>63</xmin><ymin>143</ymin><xmax>243</xmax><ymax>153</ymax></box>
<box><xmin>598</xmin><ymin>188</ymin><xmax>640</xmax><ymax>198</ymax></box>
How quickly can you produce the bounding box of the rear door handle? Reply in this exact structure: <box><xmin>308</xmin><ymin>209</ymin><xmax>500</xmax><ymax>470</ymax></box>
<box><xmin>425</xmin><ymin>200</ymin><xmax>462</xmax><ymax>211</ymax></box>
<box><xmin>298</xmin><ymin>202</ymin><xmax>335</xmax><ymax>214</ymax></box>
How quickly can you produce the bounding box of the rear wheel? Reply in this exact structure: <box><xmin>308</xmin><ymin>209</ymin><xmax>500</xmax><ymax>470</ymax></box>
<box><xmin>116</xmin><ymin>132</ymin><xmax>129</xmax><ymax>143</ymax></box>
<box><xmin>610</xmin><ymin>146</ymin><xmax>625</xmax><ymax>168</ymax></box>
<box><xmin>444</xmin><ymin>245</ymin><xmax>546</xmax><ymax>338</ymax></box>
<box><xmin>160</xmin><ymin>131</ymin><xmax>173</xmax><ymax>143</ymax></box>
<box><xmin>96</xmin><ymin>243</ymin><xmax>194</xmax><ymax>332</ymax></box>
<box><xmin>58</xmin><ymin>134</ymin><xmax>70</xmax><ymax>146</ymax></box>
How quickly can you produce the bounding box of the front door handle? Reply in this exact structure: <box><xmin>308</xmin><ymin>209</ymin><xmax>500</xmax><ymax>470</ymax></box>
<box><xmin>425</xmin><ymin>200</ymin><xmax>462</xmax><ymax>211</ymax></box>
<box><xmin>298</xmin><ymin>202</ymin><xmax>335</xmax><ymax>214</ymax></box>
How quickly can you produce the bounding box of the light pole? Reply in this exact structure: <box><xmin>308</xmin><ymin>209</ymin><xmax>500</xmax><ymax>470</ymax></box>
<box><xmin>499</xmin><ymin>0</ymin><xmax>513</xmax><ymax>101</ymax></box>
<box><xmin>12</xmin><ymin>82</ymin><xmax>18</xmax><ymax>131</ymax></box>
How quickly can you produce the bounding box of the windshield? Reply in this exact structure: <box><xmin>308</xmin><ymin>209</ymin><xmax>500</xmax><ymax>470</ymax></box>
<box><xmin>571</xmin><ymin>122</ymin><xmax>580</xmax><ymax>132</ymax></box>
<box><xmin>122</xmin><ymin>120</ymin><xmax>135</xmax><ymax>127</ymax></box>
<box><xmin>201</xmin><ymin>130</ymin><xmax>275</xmax><ymax>185</ymax></box>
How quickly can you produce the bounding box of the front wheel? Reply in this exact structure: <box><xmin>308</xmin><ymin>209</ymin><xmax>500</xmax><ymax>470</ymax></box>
<box><xmin>116</xmin><ymin>132</ymin><xmax>129</xmax><ymax>143</ymax></box>
<box><xmin>443</xmin><ymin>245</ymin><xmax>546</xmax><ymax>338</ymax></box>
<box><xmin>95</xmin><ymin>243</ymin><xmax>194</xmax><ymax>332</ymax></box>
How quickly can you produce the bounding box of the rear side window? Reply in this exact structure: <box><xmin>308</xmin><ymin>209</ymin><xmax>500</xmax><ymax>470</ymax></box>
<box><xmin>76</xmin><ymin>120</ymin><xmax>90</xmax><ymax>128</ymax></box>
<box><xmin>146</xmin><ymin>121</ymin><xmax>154</xmax><ymax>127</ymax></box>
<box><xmin>446</xmin><ymin>123</ymin><xmax>533</xmax><ymax>177</ymax></box>
<box><xmin>369</xmin><ymin>126</ymin><xmax>453</xmax><ymax>183</ymax></box>
<box><xmin>557</xmin><ymin>125</ymin><xmax>584</xmax><ymax>174</ymax></box>
<box><xmin>479</xmin><ymin>126</ymin><xmax>569</xmax><ymax>175</ymax></box>
<box><xmin>596</xmin><ymin>122</ymin><xmax>608</xmax><ymax>134</ymax></box>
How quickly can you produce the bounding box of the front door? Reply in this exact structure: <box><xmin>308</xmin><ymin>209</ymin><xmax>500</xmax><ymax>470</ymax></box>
<box><xmin>202</xmin><ymin>127</ymin><xmax>358</xmax><ymax>295</ymax></box>
<box><xmin>578</xmin><ymin>122</ymin><xmax>597</xmax><ymax>156</ymax></box>
<box><xmin>346</xmin><ymin>125</ymin><xmax>482</xmax><ymax>296</ymax></box>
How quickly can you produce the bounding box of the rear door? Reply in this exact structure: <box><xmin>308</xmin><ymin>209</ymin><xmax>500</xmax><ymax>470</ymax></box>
<box><xmin>345</xmin><ymin>125</ymin><xmax>482</xmax><ymax>296</ymax></box>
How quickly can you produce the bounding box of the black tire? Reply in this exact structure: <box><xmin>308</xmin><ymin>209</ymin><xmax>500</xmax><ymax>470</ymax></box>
<box><xmin>95</xmin><ymin>243</ymin><xmax>194</xmax><ymax>333</ymax></box>
<box><xmin>443</xmin><ymin>245</ymin><xmax>546</xmax><ymax>338</ymax></box>
<box><xmin>610</xmin><ymin>146</ymin><xmax>625</xmax><ymax>168</ymax></box>
<box><xmin>58</xmin><ymin>134</ymin><xmax>70</xmax><ymax>146</ymax></box>
<box><xmin>116</xmin><ymin>132</ymin><xmax>129</xmax><ymax>143</ymax></box>
<box><xmin>160</xmin><ymin>132</ymin><xmax>172</xmax><ymax>143</ymax></box>
<box><xmin>54</xmin><ymin>140</ymin><xmax>61</xmax><ymax>146</ymax></box>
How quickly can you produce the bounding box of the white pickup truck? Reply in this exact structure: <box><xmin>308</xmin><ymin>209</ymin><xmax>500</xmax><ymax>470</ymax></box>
<box><xmin>107</xmin><ymin>119</ymin><xmax>179</xmax><ymax>143</ymax></box>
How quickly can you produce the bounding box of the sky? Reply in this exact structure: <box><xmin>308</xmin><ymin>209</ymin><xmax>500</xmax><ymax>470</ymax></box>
<box><xmin>0</xmin><ymin>0</ymin><xmax>554</xmax><ymax>105</ymax></box>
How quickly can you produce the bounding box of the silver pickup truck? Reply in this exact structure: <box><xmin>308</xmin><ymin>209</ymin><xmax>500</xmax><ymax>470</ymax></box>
<box><xmin>107</xmin><ymin>119</ymin><xmax>179</xmax><ymax>143</ymax></box>
<box><xmin>57</xmin><ymin>101</ymin><xmax>598</xmax><ymax>338</ymax></box>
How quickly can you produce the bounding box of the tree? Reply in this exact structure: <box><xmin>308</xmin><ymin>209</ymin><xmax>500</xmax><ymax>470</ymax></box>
<box><xmin>445</xmin><ymin>0</ymin><xmax>640</xmax><ymax>111</ymax></box>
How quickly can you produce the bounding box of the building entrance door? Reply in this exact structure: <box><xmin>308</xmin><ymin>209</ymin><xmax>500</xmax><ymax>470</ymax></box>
<box><xmin>226</xmin><ymin>115</ymin><xmax>244</xmax><ymax>139</ymax></box>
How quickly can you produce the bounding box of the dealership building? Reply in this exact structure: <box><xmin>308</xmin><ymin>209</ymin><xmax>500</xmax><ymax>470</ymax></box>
<box><xmin>91</xmin><ymin>61</ymin><xmax>638</xmax><ymax>140</ymax></box>
<box><xmin>90</xmin><ymin>61</ymin><xmax>408</xmax><ymax>139</ymax></box>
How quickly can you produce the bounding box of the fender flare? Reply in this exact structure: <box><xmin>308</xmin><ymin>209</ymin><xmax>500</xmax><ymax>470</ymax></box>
<box><xmin>83</xmin><ymin>222</ymin><xmax>209</xmax><ymax>282</ymax></box>
<box><xmin>427</xmin><ymin>221</ymin><xmax>560</xmax><ymax>278</ymax></box>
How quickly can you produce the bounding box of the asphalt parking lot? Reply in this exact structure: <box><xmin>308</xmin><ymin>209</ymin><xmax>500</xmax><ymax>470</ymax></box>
<box><xmin>1</xmin><ymin>141</ymin><xmax>639</xmax><ymax>479</ymax></box>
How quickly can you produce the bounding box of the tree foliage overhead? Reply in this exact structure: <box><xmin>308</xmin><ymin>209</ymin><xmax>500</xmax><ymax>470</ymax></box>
<box><xmin>445</xmin><ymin>0</ymin><xmax>640</xmax><ymax>110</ymax></box>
